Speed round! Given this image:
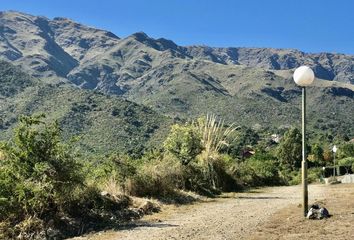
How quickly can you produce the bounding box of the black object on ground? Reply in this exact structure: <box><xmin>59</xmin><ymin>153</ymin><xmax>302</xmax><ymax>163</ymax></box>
<box><xmin>306</xmin><ymin>204</ymin><xmax>330</xmax><ymax>219</ymax></box>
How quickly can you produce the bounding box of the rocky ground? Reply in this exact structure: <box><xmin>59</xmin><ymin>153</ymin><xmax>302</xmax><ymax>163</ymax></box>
<box><xmin>69</xmin><ymin>183</ymin><xmax>354</xmax><ymax>240</ymax></box>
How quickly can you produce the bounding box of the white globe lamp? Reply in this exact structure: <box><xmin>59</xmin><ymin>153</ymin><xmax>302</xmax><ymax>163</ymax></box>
<box><xmin>293</xmin><ymin>66</ymin><xmax>315</xmax><ymax>87</ymax></box>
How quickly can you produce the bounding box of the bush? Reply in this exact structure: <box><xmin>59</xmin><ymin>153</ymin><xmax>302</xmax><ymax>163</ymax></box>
<box><xmin>126</xmin><ymin>156</ymin><xmax>184</xmax><ymax>198</ymax></box>
<box><xmin>234</xmin><ymin>159</ymin><xmax>280</xmax><ymax>187</ymax></box>
<box><xmin>282</xmin><ymin>167</ymin><xmax>323</xmax><ymax>185</ymax></box>
<box><xmin>87</xmin><ymin>153</ymin><xmax>138</xmax><ymax>194</ymax></box>
<box><xmin>338</xmin><ymin>157</ymin><xmax>354</xmax><ymax>174</ymax></box>
<box><xmin>182</xmin><ymin>155</ymin><xmax>238</xmax><ymax>195</ymax></box>
<box><xmin>164</xmin><ymin>124</ymin><xmax>203</xmax><ymax>165</ymax></box>
<box><xmin>0</xmin><ymin>115</ymin><xmax>83</xmax><ymax>223</ymax></box>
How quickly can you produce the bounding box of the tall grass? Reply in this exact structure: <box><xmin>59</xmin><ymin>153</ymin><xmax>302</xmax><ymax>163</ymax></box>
<box><xmin>194</xmin><ymin>114</ymin><xmax>239</xmax><ymax>188</ymax></box>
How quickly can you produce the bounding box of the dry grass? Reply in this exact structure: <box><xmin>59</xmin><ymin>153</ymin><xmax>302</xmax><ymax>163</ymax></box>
<box><xmin>194</xmin><ymin>114</ymin><xmax>239</xmax><ymax>157</ymax></box>
<box><xmin>101</xmin><ymin>176</ymin><xmax>123</xmax><ymax>196</ymax></box>
<box><xmin>249</xmin><ymin>183</ymin><xmax>354</xmax><ymax>240</ymax></box>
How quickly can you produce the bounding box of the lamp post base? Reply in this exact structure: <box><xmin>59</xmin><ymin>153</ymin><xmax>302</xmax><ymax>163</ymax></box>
<box><xmin>302</xmin><ymin>160</ymin><xmax>308</xmax><ymax>217</ymax></box>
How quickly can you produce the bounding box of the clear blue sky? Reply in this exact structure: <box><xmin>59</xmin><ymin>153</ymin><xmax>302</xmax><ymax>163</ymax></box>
<box><xmin>2</xmin><ymin>0</ymin><xmax>354</xmax><ymax>54</ymax></box>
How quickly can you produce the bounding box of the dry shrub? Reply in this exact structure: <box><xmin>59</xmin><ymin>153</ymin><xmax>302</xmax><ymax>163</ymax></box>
<box><xmin>102</xmin><ymin>175</ymin><xmax>123</xmax><ymax>196</ymax></box>
<box><xmin>126</xmin><ymin>156</ymin><xmax>184</xmax><ymax>197</ymax></box>
<box><xmin>0</xmin><ymin>221</ymin><xmax>14</xmax><ymax>239</ymax></box>
<box><xmin>14</xmin><ymin>216</ymin><xmax>44</xmax><ymax>240</ymax></box>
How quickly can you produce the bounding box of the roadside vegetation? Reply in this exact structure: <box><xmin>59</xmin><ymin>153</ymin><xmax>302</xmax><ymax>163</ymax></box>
<box><xmin>0</xmin><ymin>114</ymin><xmax>353</xmax><ymax>239</ymax></box>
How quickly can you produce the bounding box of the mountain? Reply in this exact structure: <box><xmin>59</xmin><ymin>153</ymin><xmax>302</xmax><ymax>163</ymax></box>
<box><xmin>0</xmin><ymin>60</ymin><xmax>170</xmax><ymax>156</ymax></box>
<box><xmin>0</xmin><ymin>10</ymin><xmax>353</xmax><ymax>140</ymax></box>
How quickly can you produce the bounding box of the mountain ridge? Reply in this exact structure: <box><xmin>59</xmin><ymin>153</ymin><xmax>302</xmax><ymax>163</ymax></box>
<box><xmin>0</xmin><ymin>10</ymin><xmax>353</xmax><ymax>141</ymax></box>
<box><xmin>1</xmin><ymin>11</ymin><xmax>353</xmax><ymax>86</ymax></box>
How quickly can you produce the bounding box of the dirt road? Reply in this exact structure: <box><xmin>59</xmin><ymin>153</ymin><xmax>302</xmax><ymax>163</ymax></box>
<box><xmin>72</xmin><ymin>184</ymin><xmax>332</xmax><ymax>240</ymax></box>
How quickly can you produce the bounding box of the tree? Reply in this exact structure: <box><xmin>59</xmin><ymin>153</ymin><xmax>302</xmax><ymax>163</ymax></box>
<box><xmin>323</xmin><ymin>148</ymin><xmax>333</xmax><ymax>164</ymax></box>
<box><xmin>164</xmin><ymin>124</ymin><xmax>203</xmax><ymax>165</ymax></box>
<box><xmin>338</xmin><ymin>157</ymin><xmax>354</xmax><ymax>174</ymax></box>
<box><xmin>309</xmin><ymin>144</ymin><xmax>324</xmax><ymax>166</ymax></box>
<box><xmin>0</xmin><ymin>114</ymin><xmax>83</xmax><ymax>220</ymax></box>
<box><xmin>276</xmin><ymin>127</ymin><xmax>302</xmax><ymax>170</ymax></box>
<box><xmin>338</xmin><ymin>142</ymin><xmax>354</xmax><ymax>159</ymax></box>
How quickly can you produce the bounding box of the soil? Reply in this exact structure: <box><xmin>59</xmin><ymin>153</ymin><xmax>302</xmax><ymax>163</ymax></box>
<box><xmin>69</xmin><ymin>184</ymin><xmax>354</xmax><ymax>240</ymax></box>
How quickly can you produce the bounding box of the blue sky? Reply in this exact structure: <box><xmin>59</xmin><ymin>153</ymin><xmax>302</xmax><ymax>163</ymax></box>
<box><xmin>1</xmin><ymin>0</ymin><xmax>354</xmax><ymax>54</ymax></box>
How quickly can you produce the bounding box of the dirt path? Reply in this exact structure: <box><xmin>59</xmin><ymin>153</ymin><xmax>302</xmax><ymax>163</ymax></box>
<box><xmin>72</xmin><ymin>185</ymin><xmax>329</xmax><ymax>240</ymax></box>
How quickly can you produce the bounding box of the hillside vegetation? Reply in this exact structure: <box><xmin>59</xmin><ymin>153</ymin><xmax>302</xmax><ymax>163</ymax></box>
<box><xmin>0</xmin><ymin>61</ymin><xmax>170</xmax><ymax>156</ymax></box>
<box><xmin>1</xmin><ymin>112</ymin><xmax>353</xmax><ymax>239</ymax></box>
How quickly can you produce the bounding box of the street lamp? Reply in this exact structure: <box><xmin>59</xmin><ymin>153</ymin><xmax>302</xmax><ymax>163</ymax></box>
<box><xmin>293</xmin><ymin>66</ymin><xmax>315</xmax><ymax>217</ymax></box>
<box><xmin>332</xmin><ymin>145</ymin><xmax>337</xmax><ymax>176</ymax></box>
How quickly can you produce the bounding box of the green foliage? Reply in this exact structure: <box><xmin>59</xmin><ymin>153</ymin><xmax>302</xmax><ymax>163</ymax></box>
<box><xmin>323</xmin><ymin>148</ymin><xmax>333</xmax><ymax>164</ymax></box>
<box><xmin>0</xmin><ymin>114</ymin><xmax>148</xmax><ymax>238</ymax></box>
<box><xmin>234</xmin><ymin>152</ymin><xmax>280</xmax><ymax>186</ymax></box>
<box><xmin>0</xmin><ymin>115</ymin><xmax>83</xmax><ymax>220</ymax></box>
<box><xmin>164</xmin><ymin>124</ymin><xmax>203</xmax><ymax>165</ymax></box>
<box><xmin>338</xmin><ymin>142</ymin><xmax>354</xmax><ymax>159</ymax></box>
<box><xmin>0</xmin><ymin>114</ymin><xmax>88</xmax><ymax>238</ymax></box>
<box><xmin>310</xmin><ymin>144</ymin><xmax>324</xmax><ymax>166</ymax></box>
<box><xmin>226</xmin><ymin>127</ymin><xmax>259</xmax><ymax>159</ymax></box>
<box><xmin>338</xmin><ymin>157</ymin><xmax>354</xmax><ymax>174</ymax></box>
<box><xmin>0</xmin><ymin>61</ymin><xmax>37</xmax><ymax>97</ymax></box>
<box><xmin>0</xmin><ymin>61</ymin><xmax>170</xmax><ymax>157</ymax></box>
<box><xmin>276</xmin><ymin>127</ymin><xmax>302</xmax><ymax>170</ymax></box>
<box><xmin>281</xmin><ymin>167</ymin><xmax>323</xmax><ymax>185</ymax></box>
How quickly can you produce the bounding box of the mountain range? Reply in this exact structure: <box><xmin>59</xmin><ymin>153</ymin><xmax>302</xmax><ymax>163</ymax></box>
<box><xmin>0</xmin><ymin>10</ymin><xmax>353</xmax><ymax>152</ymax></box>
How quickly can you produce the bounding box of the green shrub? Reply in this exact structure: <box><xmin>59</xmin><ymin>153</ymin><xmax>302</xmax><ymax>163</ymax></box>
<box><xmin>234</xmin><ymin>159</ymin><xmax>280</xmax><ymax>187</ymax></box>
<box><xmin>164</xmin><ymin>124</ymin><xmax>203</xmax><ymax>165</ymax></box>
<box><xmin>210</xmin><ymin>155</ymin><xmax>239</xmax><ymax>192</ymax></box>
<box><xmin>338</xmin><ymin>142</ymin><xmax>354</xmax><ymax>159</ymax></box>
<box><xmin>87</xmin><ymin>153</ymin><xmax>138</xmax><ymax>194</ymax></box>
<box><xmin>338</xmin><ymin>157</ymin><xmax>354</xmax><ymax>174</ymax></box>
<box><xmin>282</xmin><ymin>167</ymin><xmax>323</xmax><ymax>186</ymax></box>
<box><xmin>0</xmin><ymin>114</ymin><xmax>88</xmax><ymax>237</ymax></box>
<box><xmin>307</xmin><ymin>168</ymin><xmax>323</xmax><ymax>183</ymax></box>
<box><xmin>182</xmin><ymin>155</ymin><xmax>238</xmax><ymax>195</ymax></box>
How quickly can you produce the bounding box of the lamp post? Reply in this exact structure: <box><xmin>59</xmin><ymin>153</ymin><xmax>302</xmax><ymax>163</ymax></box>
<box><xmin>332</xmin><ymin>145</ymin><xmax>337</xmax><ymax>176</ymax></box>
<box><xmin>293</xmin><ymin>66</ymin><xmax>315</xmax><ymax>217</ymax></box>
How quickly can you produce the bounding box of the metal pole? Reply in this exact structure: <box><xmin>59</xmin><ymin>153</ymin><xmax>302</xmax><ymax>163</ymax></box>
<box><xmin>333</xmin><ymin>152</ymin><xmax>336</xmax><ymax>177</ymax></box>
<box><xmin>302</xmin><ymin>87</ymin><xmax>308</xmax><ymax>217</ymax></box>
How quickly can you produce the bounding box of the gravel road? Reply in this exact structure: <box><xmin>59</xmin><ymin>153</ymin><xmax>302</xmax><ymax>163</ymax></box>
<box><xmin>72</xmin><ymin>185</ymin><xmax>327</xmax><ymax>240</ymax></box>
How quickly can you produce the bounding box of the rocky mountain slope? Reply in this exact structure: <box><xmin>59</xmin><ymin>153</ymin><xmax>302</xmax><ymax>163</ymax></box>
<box><xmin>0</xmin><ymin>60</ymin><xmax>169</xmax><ymax>156</ymax></box>
<box><xmin>0</xmin><ymin>11</ymin><xmax>353</xmax><ymax>140</ymax></box>
<box><xmin>1</xmin><ymin>11</ymin><xmax>353</xmax><ymax>87</ymax></box>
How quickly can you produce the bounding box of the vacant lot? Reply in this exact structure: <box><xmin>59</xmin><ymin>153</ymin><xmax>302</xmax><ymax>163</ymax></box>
<box><xmin>71</xmin><ymin>184</ymin><xmax>354</xmax><ymax>240</ymax></box>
